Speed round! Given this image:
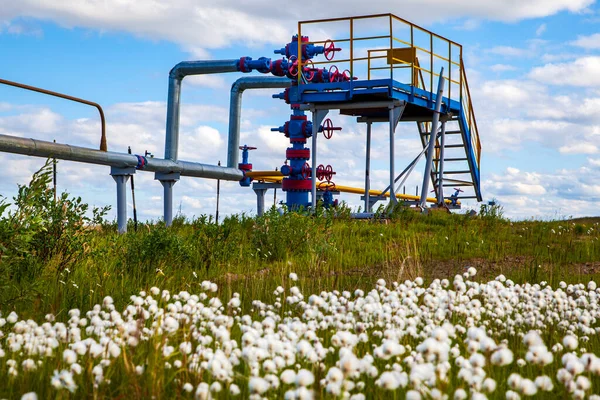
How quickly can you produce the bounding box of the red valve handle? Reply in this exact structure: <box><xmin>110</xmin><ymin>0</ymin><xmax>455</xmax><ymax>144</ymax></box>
<box><xmin>323</xmin><ymin>118</ymin><xmax>334</xmax><ymax>139</ymax></box>
<box><xmin>316</xmin><ymin>164</ymin><xmax>325</xmax><ymax>181</ymax></box>
<box><xmin>328</xmin><ymin>65</ymin><xmax>339</xmax><ymax>83</ymax></box>
<box><xmin>322</xmin><ymin>118</ymin><xmax>342</xmax><ymax>139</ymax></box>
<box><xmin>303</xmin><ymin>59</ymin><xmax>316</xmax><ymax>82</ymax></box>
<box><xmin>325</xmin><ymin>164</ymin><xmax>334</xmax><ymax>182</ymax></box>
<box><xmin>454</xmin><ymin>188</ymin><xmax>464</xmax><ymax>193</ymax></box>
<box><xmin>341</xmin><ymin>69</ymin><xmax>351</xmax><ymax>81</ymax></box>
<box><xmin>288</xmin><ymin>56</ymin><xmax>299</xmax><ymax>77</ymax></box>
<box><xmin>301</xmin><ymin>162</ymin><xmax>311</xmax><ymax>179</ymax></box>
<box><xmin>323</xmin><ymin>40</ymin><xmax>341</xmax><ymax>61</ymax></box>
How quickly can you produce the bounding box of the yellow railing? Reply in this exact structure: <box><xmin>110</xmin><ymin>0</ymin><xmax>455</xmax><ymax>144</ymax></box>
<box><xmin>297</xmin><ymin>13</ymin><xmax>481</xmax><ymax>168</ymax></box>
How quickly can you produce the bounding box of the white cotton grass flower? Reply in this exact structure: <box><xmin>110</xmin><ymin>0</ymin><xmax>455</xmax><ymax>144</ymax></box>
<box><xmin>7</xmin><ymin>311</ymin><xmax>18</xmax><ymax>324</ymax></box>
<box><xmin>563</xmin><ymin>335</ymin><xmax>579</xmax><ymax>351</ymax></box>
<box><xmin>296</xmin><ymin>369</ymin><xmax>314</xmax><ymax>387</ymax></box>
<box><xmin>491</xmin><ymin>348</ymin><xmax>514</xmax><ymax>366</ymax></box>
<box><xmin>20</xmin><ymin>393</ymin><xmax>38</xmax><ymax>400</ymax></box>
<box><xmin>289</xmin><ymin>272</ymin><xmax>298</xmax><ymax>281</ymax></box>
<box><xmin>230</xmin><ymin>383</ymin><xmax>240</xmax><ymax>396</ymax></box>
<box><xmin>534</xmin><ymin>375</ymin><xmax>554</xmax><ymax>391</ymax></box>
<box><xmin>249</xmin><ymin>377</ymin><xmax>269</xmax><ymax>395</ymax></box>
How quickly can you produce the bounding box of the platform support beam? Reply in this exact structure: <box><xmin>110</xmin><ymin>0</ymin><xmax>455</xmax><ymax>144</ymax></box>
<box><xmin>156</xmin><ymin>172</ymin><xmax>180</xmax><ymax>227</ymax></box>
<box><xmin>388</xmin><ymin>104</ymin><xmax>405</xmax><ymax>205</ymax></box>
<box><xmin>437</xmin><ymin>120</ymin><xmax>447</xmax><ymax>205</ymax></box>
<box><xmin>310</xmin><ymin>109</ymin><xmax>329</xmax><ymax>211</ymax></box>
<box><xmin>111</xmin><ymin>167</ymin><xmax>135</xmax><ymax>234</ymax></box>
<box><xmin>420</xmin><ymin>68</ymin><xmax>446</xmax><ymax>209</ymax></box>
<box><xmin>364</xmin><ymin>121</ymin><xmax>373</xmax><ymax>212</ymax></box>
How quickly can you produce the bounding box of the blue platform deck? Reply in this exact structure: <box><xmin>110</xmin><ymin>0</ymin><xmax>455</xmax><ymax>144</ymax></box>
<box><xmin>288</xmin><ymin>79</ymin><xmax>482</xmax><ymax>201</ymax></box>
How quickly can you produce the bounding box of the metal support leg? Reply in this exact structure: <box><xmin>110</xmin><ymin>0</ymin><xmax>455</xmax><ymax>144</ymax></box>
<box><xmin>111</xmin><ymin>167</ymin><xmax>135</xmax><ymax>234</ymax></box>
<box><xmin>364</xmin><ymin>121</ymin><xmax>372</xmax><ymax>212</ymax></box>
<box><xmin>388</xmin><ymin>104</ymin><xmax>405</xmax><ymax>205</ymax></box>
<box><xmin>310</xmin><ymin>109</ymin><xmax>329</xmax><ymax>211</ymax></box>
<box><xmin>437</xmin><ymin>121</ymin><xmax>447</xmax><ymax>205</ymax></box>
<box><xmin>254</xmin><ymin>188</ymin><xmax>267</xmax><ymax>216</ymax></box>
<box><xmin>155</xmin><ymin>172</ymin><xmax>180</xmax><ymax>227</ymax></box>
<box><xmin>420</xmin><ymin>68</ymin><xmax>446</xmax><ymax>209</ymax></box>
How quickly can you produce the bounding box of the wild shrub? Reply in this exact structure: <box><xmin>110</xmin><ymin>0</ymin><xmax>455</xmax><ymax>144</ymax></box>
<box><xmin>0</xmin><ymin>160</ymin><xmax>109</xmax><ymax>306</ymax></box>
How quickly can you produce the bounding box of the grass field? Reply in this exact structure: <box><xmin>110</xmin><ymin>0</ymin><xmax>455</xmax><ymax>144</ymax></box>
<box><xmin>1</xmin><ymin>162</ymin><xmax>600</xmax><ymax>399</ymax></box>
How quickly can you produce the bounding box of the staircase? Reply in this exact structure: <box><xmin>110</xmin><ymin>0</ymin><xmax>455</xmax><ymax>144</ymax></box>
<box><xmin>415</xmin><ymin>59</ymin><xmax>482</xmax><ymax>202</ymax></box>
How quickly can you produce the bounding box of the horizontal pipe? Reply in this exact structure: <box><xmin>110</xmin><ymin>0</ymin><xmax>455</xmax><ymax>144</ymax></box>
<box><xmin>0</xmin><ymin>134</ymin><xmax>244</xmax><ymax>181</ymax></box>
<box><xmin>165</xmin><ymin>60</ymin><xmax>240</xmax><ymax>161</ymax></box>
<box><xmin>228</xmin><ymin>77</ymin><xmax>291</xmax><ymax>168</ymax></box>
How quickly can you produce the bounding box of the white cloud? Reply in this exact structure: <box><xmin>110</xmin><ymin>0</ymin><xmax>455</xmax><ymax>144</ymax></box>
<box><xmin>0</xmin><ymin>0</ymin><xmax>594</xmax><ymax>52</ymax></box>
<box><xmin>559</xmin><ymin>143</ymin><xmax>599</xmax><ymax>154</ymax></box>
<box><xmin>571</xmin><ymin>33</ymin><xmax>600</xmax><ymax>49</ymax></box>
<box><xmin>484</xmin><ymin>160</ymin><xmax>600</xmax><ymax>219</ymax></box>
<box><xmin>486</xmin><ymin>46</ymin><xmax>527</xmax><ymax>57</ymax></box>
<box><xmin>529</xmin><ymin>57</ymin><xmax>600</xmax><ymax>86</ymax></box>
<box><xmin>185</xmin><ymin>75</ymin><xmax>227</xmax><ymax>89</ymax></box>
<box><xmin>489</xmin><ymin>64</ymin><xmax>517</xmax><ymax>72</ymax></box>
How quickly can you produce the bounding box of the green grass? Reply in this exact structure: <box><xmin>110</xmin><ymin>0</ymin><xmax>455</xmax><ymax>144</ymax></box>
<box><xmin>2</xmin><ymin>206</ymin><xmax>599</xmax><ymax>319</ymax></box>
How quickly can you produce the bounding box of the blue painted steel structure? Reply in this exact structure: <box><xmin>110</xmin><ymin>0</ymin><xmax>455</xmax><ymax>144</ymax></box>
<box><xmin>233</xmin><ymin>14</ymin><xmax>483</xmax><ymax>210</ymax></box>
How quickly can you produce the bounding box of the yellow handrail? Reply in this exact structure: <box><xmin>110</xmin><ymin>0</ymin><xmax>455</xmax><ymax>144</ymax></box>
<box><xmin>297</xmin><ymin>13</ymin><xmax>480</xmax><ymax>173</ymax></box>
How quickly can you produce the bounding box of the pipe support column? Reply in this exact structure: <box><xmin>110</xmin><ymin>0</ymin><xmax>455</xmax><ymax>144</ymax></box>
<box><xmin>156</xmin><ymin>172</ymin><xmax>180</xmax><ymax>227</ymax></box>
<box><xmin>254</xmin><ymin>188</ymin><xmax>267</xmax><ymax>216</ymax></box>
<box><xmin>111</xmin><ymin>167</ymin><xmax>135</xmax><ymax>234</ymax></box>
<box><xmin>388</xmin><ymin>103</ymin><xmax>405</xmax><ymax>206</ymax></box>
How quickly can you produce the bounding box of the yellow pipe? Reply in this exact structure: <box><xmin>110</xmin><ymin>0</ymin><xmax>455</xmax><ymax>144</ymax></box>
<box><xmin>245</xmin><ymin>170</ymin><xmax>283</xmax><ymax>178</ymax></box>
<box><xmin>252</xmin><ymin>176</ymin><xmax>458</xmax><ymax>205</ymax></box>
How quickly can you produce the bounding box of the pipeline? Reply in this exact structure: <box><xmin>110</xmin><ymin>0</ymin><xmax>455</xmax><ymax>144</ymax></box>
<box><xmin>0</xmin><ymin>134</ymin><xmax>244</xmax><ymax>181</ymax></box>
<box><xmin>227</xmin><ymin>77</ymin><xmax>291</xmax><ymax>168</ymax></box>
<box><xmin>165</xmin><ymin>60</ymin><xmax>240</xmax><ymax>161</ymax></box>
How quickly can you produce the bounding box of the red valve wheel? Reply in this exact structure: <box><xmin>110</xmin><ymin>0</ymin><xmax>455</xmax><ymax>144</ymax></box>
<box><xmin>328</xmin><ymin>65</ymin><xmax>339</xmax><ymax>83</ymax></box>
<box><xmin>323</xmin><ymin>40</ymin><xmax>341</xmax><ymax>61</ymax></box>
<box><xmin>341</xmin><ymin>69</ymin><xmax>351</xmax><ymax>81</ymax></box>
<box><xmin>316</xmin><ymin>164</ymin><xmax>326</xmax><ymax>181</ymax></box>
<box><xmin>322</xmin><ymin>118</ymin><xmax>334</xmax><ymax>139</ymax></box>
<box><xmin>301</xmin><ymin>162</ymin><xmax>311</xmax><ymax>179</ymax></box>
<box><xmin>303</xmin><ymin>59</ymin><xmax>316</xmax><ymax>81</ymax></box>
<box><xmin>454</xmin><ymin>188</ymin><xmax>464</xmax><ymax>193</ymax></box>
<box><xmin>288</xmin><ymin>56</ymin><xmax>299</xmax><ymax>77</ymax></box>
<box><xmin>325</xmin><ymin>164</ymin><xmax>334</xmax><ymax>182</ymax></box>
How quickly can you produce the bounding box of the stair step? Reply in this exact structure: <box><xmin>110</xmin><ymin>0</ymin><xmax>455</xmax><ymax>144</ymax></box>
<box><xmin>433</xmin><ymin>157</ymin><xmax>468</xmax><ymax>162</ymax></box>
<box><xmin>454</xmin><ymin>196</ymin><xmax>479</xmax><ymax>200</ymax></box>
<box><xmin>442</xmin><ymin>183</ymin><xmax>474</xmax><ymax>187</ymax></box>
<box><xmin>421</xmin><ymin>130</ymin><xmax>461</xmax><ymax>136</ymax></box>
<box><xmin>435</xmin><ymin>144</ymin><xmax>464</xmax><ymax>149</ymax></box>
<box><xmin>444</xmin><ymin>170</ymin><xmax>472</xmax><ymax>175</ymax></box>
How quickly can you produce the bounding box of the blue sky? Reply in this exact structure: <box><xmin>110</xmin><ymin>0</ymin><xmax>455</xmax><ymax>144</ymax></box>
<box><xmin>1</xmin><ymin>1</ymin><xmax>600</xmax><ymax>221</ymax></box>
